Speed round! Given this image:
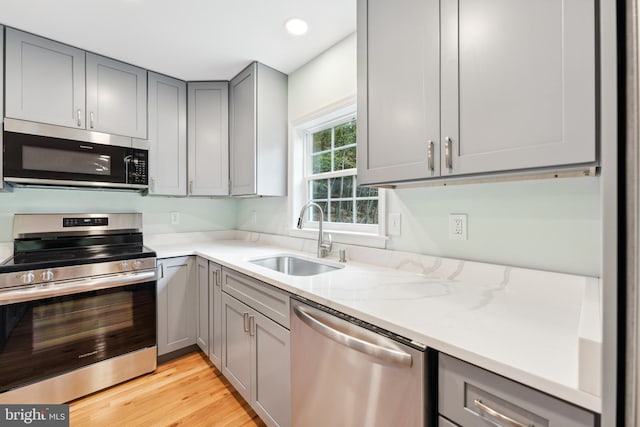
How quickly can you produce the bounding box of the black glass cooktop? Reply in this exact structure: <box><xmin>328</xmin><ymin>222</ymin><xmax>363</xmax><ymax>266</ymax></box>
<box><xmin>0</xmin><ymin>232</ymin><xmax>155</xmax><ymax>273</ymax></box>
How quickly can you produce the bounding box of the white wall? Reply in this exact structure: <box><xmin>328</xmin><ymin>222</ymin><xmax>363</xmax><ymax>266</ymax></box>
<box><xmin>0</xmin><ymin>187</ymin><xmax>237</xmax><ymax>242</ymax></box>
<box><xmin>237</xmin><ymin>32</ymin><xmax>602</xmax><ymax>277</ymax></box>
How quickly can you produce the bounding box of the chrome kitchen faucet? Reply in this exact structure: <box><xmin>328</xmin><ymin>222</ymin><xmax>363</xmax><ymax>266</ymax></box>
<box><xmin>296</xmin><ymin>202</ymin><xmax>332</xmax><ymax>258</ymax></box>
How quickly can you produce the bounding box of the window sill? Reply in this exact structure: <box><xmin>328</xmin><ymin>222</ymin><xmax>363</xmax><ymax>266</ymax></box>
<box><xmin>288</xmin><ymin>228</ymin><xmax>388</xmax><ymax>249</ymax></box>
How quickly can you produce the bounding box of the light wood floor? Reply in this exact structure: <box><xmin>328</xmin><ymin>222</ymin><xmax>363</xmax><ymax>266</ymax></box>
<box><xmin>69</xmin><ymin>351</ymin><xmax>266</xmax><ymax>427</ymax></box>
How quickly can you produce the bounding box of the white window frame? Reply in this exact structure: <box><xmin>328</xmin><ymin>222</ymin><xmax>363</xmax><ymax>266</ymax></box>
<box><xmin>288</xmin><ymin>96</ymin><xmax>387</xmax><ymax>248</ymax></box>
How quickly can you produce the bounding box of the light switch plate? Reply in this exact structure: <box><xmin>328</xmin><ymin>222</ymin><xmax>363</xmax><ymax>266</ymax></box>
<box><xmin>449</xmin><ymin>214</ymin><xmax>467</xmax><ymax>240</ymax></box>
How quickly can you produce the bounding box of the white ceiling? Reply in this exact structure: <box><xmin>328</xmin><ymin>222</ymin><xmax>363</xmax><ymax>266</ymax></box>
<box><xmin>0</xmin><ymin>0</ymin><xmax>356</xmax><ymax>80</ymax></box>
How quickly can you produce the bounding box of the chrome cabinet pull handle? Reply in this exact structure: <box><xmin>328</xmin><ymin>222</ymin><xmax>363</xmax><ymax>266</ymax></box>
<box><xmin>189</xmin><ymin>180</ymin><xmax>194</xmax><ymax>195</ymax></box>
<box><xmin>249</xmin><ymin>316</ymin><xmax>255</xmax><ymax>336</ymax></box>
<box><xmin>215</xmin><ymin>270</ymin><xmax>221</xmax><ymax>287</ymax></box>
<box><xmin>89</xmin><ymin>112</ymin><xmax>95</xmax><ymax>129</ymax></box>
<box><xmin>77</xmin><ymin>109</ymin><xmax>82</xmax><ymax>127</ymax></box>
<box><xmin>243</xmin><ymin>312</ymin><xmax>249</xmax><ymax>333</ymax></box>
<box><xmin>159</xmin><ymin>263</ymin><xmax>164</xmax><ymax>279</ymax></box>
<box><xmin>473</xmin><ymin>399</ymin><xmax>533</xmax><ymax>427</ymax></box>
<box><xmin>150</xmin><ymin>177</ymin><xmax>156</xmax><ymax>192</ymax></box>
<box><xmin>444</xmin><ymin>137</ymin><xmax>453</xmax><ymax>169</ymax></box>
<box><xmin>427</xmin><ymin>140</ymin><xmax>434</xmax><ymax>171</ymax></box>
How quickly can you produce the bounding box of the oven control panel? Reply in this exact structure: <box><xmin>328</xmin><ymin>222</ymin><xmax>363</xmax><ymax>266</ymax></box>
<box><xmin>63</xmin><ymin>217</ymin><xmax>108</xmax><ymax>227</ymax></box>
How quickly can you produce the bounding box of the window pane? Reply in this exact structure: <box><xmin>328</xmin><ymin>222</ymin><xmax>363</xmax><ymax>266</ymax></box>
<box><xmin>334</xmin><ymin>146</ymin><xmax>356</xmax><ymax>171</ymax></box>
<box><xmin>331</xmin><ymin>201</ymin><xmax>354</xmax><ymax>223</ymax></box>
<box><xmin>334</xmin><ymin>120</ymin><xmax>356</xmax><ymax>148</ymax></box>
<box><xmin>356</xmin><ymin>200</ymin><xmax>378</xmax><ymax>224</ymax></box>
<box><xmin>310</xmin><ymin>201</ymin><xmax>328</xmax><ymax>222</ymax></box>
<box><xmin>312</xmin><ymin>152</ymin><xmax>331</xmax><ymax>173</ymax></box>
<box><xmin>311</xmin><ymin>179</ymin><xmax>328</xmax><ymax>199</ymax></box>
<box><xmin>356</xmin><ymin>185</ymin><xmax>378</xmax><ymax>198</ymax></box>
<box><xmin>330</xmin><ymin>176</ymin><xmax>354</xmax><ymax>199</ymax></box>
<box><xmin>312</xmin><ymin>129</ymin><xmax>332</xmax><ymax>153</ymax></box>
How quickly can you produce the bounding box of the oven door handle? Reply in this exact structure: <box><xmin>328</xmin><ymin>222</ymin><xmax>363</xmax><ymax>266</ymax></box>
<box><xmin>0</xmin><ymin>270</ymin><xmax>156</xmax><ymax>305</ymax></box>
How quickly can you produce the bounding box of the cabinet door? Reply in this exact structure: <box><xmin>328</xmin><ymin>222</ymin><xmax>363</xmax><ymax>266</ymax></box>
<box><xmin>148</xmin><ymin>72</ymin><xmax>187</xmax><ymax>196</ymax></box>
<box><xmin>356</xmin><ymin>0</ymin><xmax>440</xmax><ymax>185</ymax></box>
<box><xmin>5</xmin><ymin>28</ymin><xmax>86</xmax><ymax>129</ymax></box>
<box><xmin>222</xmin><ymin>293</ymin><xmax>252</xmax><ymax>402</ymax></box>
<box><xmin>209</xmin><ymin>262</ymin><xmax>223</xmax><ymax>369</ymax></box>
<box><xmin>252</xmin><ymin>310</ymin><xmax>291</xmax><ymax>427</ymax></box>
<box><xmin>229</xmin><ymin>64</ymin><xmax>257</xmax><ymax>195</ymax></box>
<box><xmin>196</xmin><ymin>257</ymin><xmax>209</xmax><ymax>354</ymax></box>
<box><xmin>86</xmin><ymin>53</ymin><xmax>147</xmax><ymax>138</ymax></box>
<box><xmin>157</xmin><ymin>257</ymin><xmax>196</xmax><ymax>356</ymax></box>
<box><xmin>187</xmin><ymin>82</ymin><xmax>229</xmax><ymax>196</ymax></box>
<box><xmin>441</xmin><ymin>0</ymin><xmax>596</xmax><ymax>176</ymax></box>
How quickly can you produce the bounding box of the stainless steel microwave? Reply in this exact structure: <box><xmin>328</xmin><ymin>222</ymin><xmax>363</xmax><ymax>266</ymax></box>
<box><xmin>3</xmin><ymin>127</ymin><xmax>148</xmax><ymax>191</ymax></box>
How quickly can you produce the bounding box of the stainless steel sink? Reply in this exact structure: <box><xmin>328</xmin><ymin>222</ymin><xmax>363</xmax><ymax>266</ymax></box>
<box><xmin>249</xmin><ymin>255</ymin><xmax>343</xmax><ymax>276</ymax></box>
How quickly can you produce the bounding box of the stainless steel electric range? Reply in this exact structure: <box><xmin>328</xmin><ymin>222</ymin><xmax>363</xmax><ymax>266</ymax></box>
<box><xmin>0</xmin><ymin>213</ymin><xmax>157</xmax><ymax>404</ymax></box>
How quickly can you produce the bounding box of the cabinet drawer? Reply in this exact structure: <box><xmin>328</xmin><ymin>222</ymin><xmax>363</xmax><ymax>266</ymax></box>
<box><xmin>439</xmin><ymin>354</ymin><xmax>597</xmax><ymax>427</ymax></box>
<box><xmin>222</xmin><ymin>268</ymin><xmax>290</xmax><ymax>329</ymax></box>
<box><xmin>439</xmin><ymin>416</ymin><xmax>459</xmax><ymax>427</ymax></box>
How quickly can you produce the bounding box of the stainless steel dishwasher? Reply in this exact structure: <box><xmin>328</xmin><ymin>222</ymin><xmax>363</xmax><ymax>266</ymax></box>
<box><xmin>291</xmin><ymin>297</ymin><xmax>433</xmax><ymax>427</ymax></box>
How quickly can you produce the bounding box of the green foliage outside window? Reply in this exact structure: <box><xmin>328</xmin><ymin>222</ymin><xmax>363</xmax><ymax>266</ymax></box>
<box><xmin>307</xmin><ymin>119</ymin><xmax>378</xmax><ymax>226</ymax></box>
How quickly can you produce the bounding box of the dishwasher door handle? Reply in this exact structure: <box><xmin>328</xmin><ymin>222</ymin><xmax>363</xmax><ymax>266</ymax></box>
<box><xmin>293</xmin><ymin>304</ymin><xmax>413</xmax><ymax>368</ymax></box>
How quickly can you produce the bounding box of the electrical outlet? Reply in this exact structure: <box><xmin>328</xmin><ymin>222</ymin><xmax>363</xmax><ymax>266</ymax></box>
<box><xmin>449</xmin><ymin>214</ymin><xmax>468</xmax><ymax>240</ymax></box>
<box><xmin>170</xmin><ymin>212</ymin><xmax>180</xmax><ymax>225</ymax></box>
<box><xmin>388</xmin><ymin>213</ymin><xmax>401</xmax><ymax>236</ymax></box>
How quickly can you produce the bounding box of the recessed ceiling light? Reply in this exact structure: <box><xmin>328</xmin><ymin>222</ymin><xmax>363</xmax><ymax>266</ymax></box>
<box><xmin>285</xmin><ymin>18</ymin><xmax>309</xmax><ymax>36</ymax></box>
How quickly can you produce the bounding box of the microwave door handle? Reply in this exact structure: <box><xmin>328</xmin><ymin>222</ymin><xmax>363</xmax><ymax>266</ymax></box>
<box><xmin>124</xmin><ymin>155</ymin><xmax>133</xmax><ymax>184</ymax></box>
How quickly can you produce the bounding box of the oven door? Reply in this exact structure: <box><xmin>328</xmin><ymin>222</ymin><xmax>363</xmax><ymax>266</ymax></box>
<box><xmin>0</xmin><ymin>272</ymin><xmax>156</xmax><ymax>393</ymax></box>
<box><xmin>3</xmin><ymin>131</ymin><xmax>147</xmax><ymax>190</ymax></box>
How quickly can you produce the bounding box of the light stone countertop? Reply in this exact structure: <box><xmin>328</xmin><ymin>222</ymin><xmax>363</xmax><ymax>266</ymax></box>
<box><xmin>147</xmin><ymin>232</ymin><xmax>601</xmax><ymax>413</ymax></box>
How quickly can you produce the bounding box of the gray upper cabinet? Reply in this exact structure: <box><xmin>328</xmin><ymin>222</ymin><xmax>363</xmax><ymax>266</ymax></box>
<box><xmin>357</xmin><ymin>0</ymin><xmax>597</xmax><ymax>185</ymax></box>
<box><xmin>357</xmin><ymin>0</ymin><xmax>440</xmax><ymax>185</ymax></box>
<box><xmin>86</xmin><ymin>53</ymin><xmax>147</xmax><ymax>139</ymax></box>
<box><xmin>147</xmin><ymin>72</ymin><xmax>187</xmax><ymax>196</ymax></box>
<box><xmin>229</xmin><ymin>62</ymin><xmax>287</xmax><ymax>196</ymax></box>
<box><xmin>5</xmin><ymin>28</ymin><xmax>86</xmax><ymax>129</ymax></box>
<box><xmin>5</xmin><ymin>28</ymin><xmax>147</xmax><ymax>139</ymax></box>
<box><xmin>187</xmin><ymin>82</ymin><xmax>229</xmax><ymax>196</ymax></box>
<box><xmin>440</xmin><ymin>0</ymin><xmax>596</xmax><ymax>176</ymax></box>
<box><xmin>0</xmin><ymin>26</ymin><xmax>4</xmax><ymax>189</ymax></box>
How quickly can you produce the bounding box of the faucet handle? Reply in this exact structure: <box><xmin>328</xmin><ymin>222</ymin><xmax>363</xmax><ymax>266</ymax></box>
<box><xmin>320</xmin><ymin>233</ymin><xmax>333</xmax><ymax>257</ymax></box>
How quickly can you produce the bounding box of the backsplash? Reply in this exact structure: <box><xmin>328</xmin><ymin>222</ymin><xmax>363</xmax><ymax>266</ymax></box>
<box><xmin>0</xmin><ymin>187</ymin><xmax>237</xmax><ymax>242</ymax></box>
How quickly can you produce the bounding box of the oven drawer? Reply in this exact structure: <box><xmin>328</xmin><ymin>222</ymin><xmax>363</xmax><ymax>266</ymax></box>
<box><xmin>221</xmin><ymin>268</ymin><xmax>290</xmax><ymax>328</ymax></box>
<box><xmin>438</xmin><ymin>353</ymin><xmax>597</xmax><ymax>427</ymax></box>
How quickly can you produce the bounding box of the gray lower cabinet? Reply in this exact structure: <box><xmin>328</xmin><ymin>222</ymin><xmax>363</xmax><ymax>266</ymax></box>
<box><xmin>187</xmin><ymin>82</ymin><xmax>229</xmax><ymax>196</ymax></box>
<box><xmin>221</xmin><ymin>268</ymin><xmax>291</xmax><ymax>427</ymax></box>
<box><xmin>439</xmin><ymin>353</ymin><xmax>597</xmax><ymax>427</ymax></box>
<box><xmin>229</xmin><ymin>62</ymin><xmax>287</xmax><ymax>197</ymax></box>
<box><xmin>147</xmin><ymin>72</ymin><xmax>187</xmax><ymax>196</ymax></box>
<box><xmin>196</xmin><ymin>257</ymin><xmax>209</xmax><ymax>353</ymax></box>
<box><xmin>357</xmin><ymin>0</ymin><xmax>597</xmax><ymax>185</ymax></box>
<box><xmin>5</xmin><ymin>28</ymin><xmax>147</xmax><ymax>139</ymax></box>
<box><xmin>5</xmin><ymin>28</ymin><xmax>86</xmax><ymax>129</ymax></box>
<box><xmin>157</xmin><ymin>257</ymin><xmax>196</xmax><ymax>356</ymax></box>
<box><xmin>221</xmin><ymin>293</ymin><xmax>291</xmax><ymax>427</ymax></box>
<box><xmin>209</xmin><ymin>262</ymin><xmax>223</xmax><ymax>368</ymax></box>
<box><xmin>438</xmin><ymin>416</ymin><xmax>459</xmax><ymax>427</ymax></box>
